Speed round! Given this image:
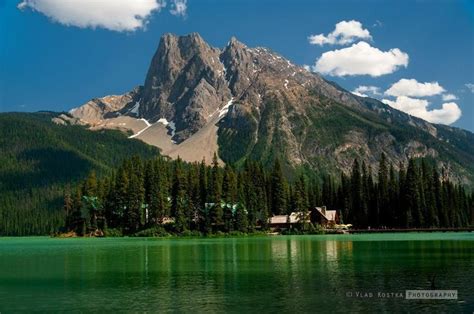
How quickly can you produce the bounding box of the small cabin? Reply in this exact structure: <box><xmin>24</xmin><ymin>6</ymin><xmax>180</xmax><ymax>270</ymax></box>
<box><xmin>313</xmin><ymin>206</ymin><xmax>338</xmax><ymax>227</ymax></box>
<box><xmin>269</xmin><ymin>211</ymin><xmax>311</xmax><ymax>229</ymax></box>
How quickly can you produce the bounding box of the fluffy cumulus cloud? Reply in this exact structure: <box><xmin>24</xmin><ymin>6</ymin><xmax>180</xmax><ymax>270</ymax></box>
<box><xmin>385</xmin><ymin>78</ymin><xmax>445</xmax><ymax>97</ymax></box>
<box><xmin>170</xmin><ymin>0</ymin><xmax>187</xmax><ymax>17</ymax></box>
<box><xmin>314</xmin><ymin>42</ymin><xmax>409</xmax><ymax>77</ymax></box>
<box><xmin>308</xmin><ymin>20</ymin><xmax>371</xmax><ymax>46</ymax></box>
<box><xmin>352</xmin><ymin>85</ymin><xmax>381</xmax><ymax>97</ymax></box>
<box><xmin>382</xmin><ymin>96</ymin><xmax>461</xmax><ymax>125</ymax></box>
<box><xmin>17</xmin><ymin>0</ymin><xmax>167</xmax><ymax>32</ymax></box>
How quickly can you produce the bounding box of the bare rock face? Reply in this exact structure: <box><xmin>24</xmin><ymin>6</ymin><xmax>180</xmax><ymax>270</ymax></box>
<box><xmin>68</xmin><ymin>87</ymin><xmax>141</xmax><ymax>126</ymax></box>
<box><xmin>140</xmin><ymin>33</ymin><xmax>232</xmax><ymax>142</ymax></box>
<box><xmin>66</xmin><ymin>33</ymin><xmax>474</xmax><ymax>184</ymax></box>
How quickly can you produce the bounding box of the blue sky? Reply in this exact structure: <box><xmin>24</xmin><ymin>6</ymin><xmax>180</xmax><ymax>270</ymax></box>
<box><xmin>1</xmin><ymin>0</ymin><xmax>473</xmax><ymax>131</ymax></box>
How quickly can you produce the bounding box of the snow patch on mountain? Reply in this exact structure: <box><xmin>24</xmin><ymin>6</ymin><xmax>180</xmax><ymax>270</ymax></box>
<box><xmin>129</xmin><ymin>100</ymin><xmax>140</xmax><ymax>115</ymax></box>
<box><xmin>129</xmin><ymin>118</ymin><xmax>151</xmax><ymax>139</ymax></box>
<box><xmin>219</xmin><ymin>98</ymin><xmax>234</xmax><ymax>119</ymax></box>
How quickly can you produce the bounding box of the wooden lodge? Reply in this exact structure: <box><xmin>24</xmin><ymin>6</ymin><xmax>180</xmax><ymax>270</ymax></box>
<box><xmin>269</xmin><ymin>206</ymin><xmax>339</xmax><ymax>229</ymax></box>
<box><xmin>313</xmin><ymin>206</ymin><xmax>339</xmax><ymax>227</ymax></box>
<box><xmin>268</xmin><ymin>211</ymin><xmax>312</xmax><ymax>229</ymax></box>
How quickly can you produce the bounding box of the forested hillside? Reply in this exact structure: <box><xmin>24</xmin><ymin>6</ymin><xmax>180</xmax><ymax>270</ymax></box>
<box><xmin>65</xmin><ymin>153</ymin><xmax>473</xmax><ymax>236</ymax></box>
<box><xmin>1</xmin><ymin>112</ymin><xmax>472</xmax><ymax>236</ymax></box>
<box><xmin>0</xmin><ymin>112</ymin><xmax>160</xmax><ymax>235</ymax></box>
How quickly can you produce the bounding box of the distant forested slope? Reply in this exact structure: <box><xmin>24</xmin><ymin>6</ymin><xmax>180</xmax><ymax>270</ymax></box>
<box><xmin>0</xmin><ymin>112</ymin><xmax>159</xmax><ymax>235</ymax></box>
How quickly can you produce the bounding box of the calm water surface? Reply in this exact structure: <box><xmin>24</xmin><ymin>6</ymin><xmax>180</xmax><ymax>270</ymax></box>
<box><xmin>0</xmin><ymin>233</ymin><xmax>473</xmax><ymax>313</ymax></box>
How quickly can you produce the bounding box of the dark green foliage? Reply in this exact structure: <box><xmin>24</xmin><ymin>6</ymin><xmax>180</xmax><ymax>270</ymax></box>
<box><xmin>0</xmin><ymin>112</ymin><xmax>159</xmax><ymax>236</ymax></box>
<box><xmin>270</xmin><ymin>158</ymin><xmax>288</xmax><ymax>215</ymax></box>
<box><xmin>64</xmin><ymin>152</ymin><xmax>473</xmax><ymax>236</ymax></box>
<box><xmin>2</xmin><ymin>112</ymin><xmax>471</xmax><ymax>235</ymax></box>
<box><xmin>172</xmin><ymin>158</ymin><xmax>189</xmax><ymax>232</ymax></box>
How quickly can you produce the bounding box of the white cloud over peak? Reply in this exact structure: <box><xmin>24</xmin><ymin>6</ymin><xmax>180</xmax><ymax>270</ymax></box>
<box><xmin>382</xmin><ymin>96</ymin><xmax>461</xmax><ymax>125</ymax></box>
<box><xmin>314</xmin><ymin>42</ymin><xmax>409</xmax><ymax>77</ymax></box>
<box><xmin>308</xmin><ymin>20</ymin><xmax>371</xmax><ymax>46</ymax></box>
<box><xmin>385</xmin><ymin>78</ymin><xmax>445</xmax><ymax>97</ymax></box>
<box><xmin>442</xmin><ymin>93</ymin><xmax>458</xmax><ymax>101</ymax></box>
<box><xmin>170</xmin><ymin>0</ymin><xmax>187</xmax><ymax>17</ymax></box>
<box><xmin>352</xmin><ymin>85</ymin><xmax>381</xmax><ymax>97</ymax></box>
<box><xmin>17</xmin><ymin>0</ymin><xmax>167</xmax><ymax>32</ymax></box>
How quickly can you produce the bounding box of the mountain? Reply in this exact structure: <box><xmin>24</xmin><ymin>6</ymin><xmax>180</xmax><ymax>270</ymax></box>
<box><xmin>63</xmin><ymin>33</ymin><xmax>474</xmax><ymax>185</ymax></box>
<box><xmin>0</xmin><ymin>112</ymin><xmax>159</xmax><ymax>235</ymax></box>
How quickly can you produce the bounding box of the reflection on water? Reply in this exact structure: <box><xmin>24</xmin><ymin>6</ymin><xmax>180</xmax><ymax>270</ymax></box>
<box><xmin>0</xmin><ymin>234</ymin><xmax>473</xmax><ymax>312</ymax></box>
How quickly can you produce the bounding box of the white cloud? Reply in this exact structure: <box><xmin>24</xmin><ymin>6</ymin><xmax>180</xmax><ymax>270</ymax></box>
<box><xmin>385</xmin><ymin>78</ymin><xmax>445</xmax><ymax>97</ymax></box>
<box><xmin>442</xmin><ymin>93</ymin><xmax>458</xmax><ymax>101</ymax></box>
<box><xmin>465</xmin><ymin>83</ymin><xmax>474</xmax><ymax>93</ymax></box>
<box><xmin>17</xmin><ymin>0</ymin><xmax>166</xmax><ymax>32</ymax></box>
<box><xmin>382</xmin><ymin>96</ymin><xmax>461</xmax><ymax>125</ymax></box>
<box><xmin>352</xmin><ymin>85</ymin><xmax>381</xmax><ymax>97</ymax></box>
<box><xmin>352</xmin><ymin>91</ymin><xmax>366</xmax><ymax>97</ymax></box>
<box><xmin>308</xmin><ymin>20</ymin><xmax>371</xmax><ymax>46</ymax></box>
<box><xmin>170</xmin><ymin>0</ymin><xmax>187</xmax><ymax>17</ymax></box>
<box><xmin>314</xmin><ymin>42</ymin><xmax>409</xmax><ymax>77</ymax></box>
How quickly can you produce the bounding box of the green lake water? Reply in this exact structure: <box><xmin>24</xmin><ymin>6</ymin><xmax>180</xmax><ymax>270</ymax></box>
<box><xmin>0</xmin><ymin>233</ymin><xmax>473</xmax><ymax>313</ymax></box>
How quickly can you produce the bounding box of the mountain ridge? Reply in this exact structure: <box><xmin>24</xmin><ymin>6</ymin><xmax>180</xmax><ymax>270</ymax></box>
<box><xmin>60</xmin><ymin>33</ymin><xmax>474</xmax><ymax>185</ymax></box>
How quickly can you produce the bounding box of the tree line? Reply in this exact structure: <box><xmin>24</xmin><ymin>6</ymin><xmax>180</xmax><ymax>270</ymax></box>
<box><xmin>63</xmin><ymin>153</ymin><xmax>473</xmax><ymax>235</ymax></box>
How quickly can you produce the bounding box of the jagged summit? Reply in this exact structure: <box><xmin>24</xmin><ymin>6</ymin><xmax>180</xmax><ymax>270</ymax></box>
<box><xmin>63</xmin><ymin>33</ymin><xmax>474</xmax><ymax>184</ymax></box>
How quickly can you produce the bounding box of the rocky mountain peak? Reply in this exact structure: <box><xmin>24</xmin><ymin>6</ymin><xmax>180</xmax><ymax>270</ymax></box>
<box><xmin>65</xmin><ymin>33</ymin><xmax>474</xmax><ymax>185</ymax></box>
<box><xmin>138</xmin><ymin>33</ymin><xmax>231</xmax><ymax>141</ymax></box>
<box><xmin>226</xmin><ymin>36</ymin><xmax>247</xmax><ymax>49</ymax></box>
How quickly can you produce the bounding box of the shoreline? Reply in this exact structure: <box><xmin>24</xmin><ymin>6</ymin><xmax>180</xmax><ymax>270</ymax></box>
<box><xmin>2</xmin><ymin>228</ymin><xmax>472</xmax><ymax>239</ymax></box>
<box><xmin>346</xmin><ymin>227</ymin><xmax>474</xmax><ymax>234</ymax></box>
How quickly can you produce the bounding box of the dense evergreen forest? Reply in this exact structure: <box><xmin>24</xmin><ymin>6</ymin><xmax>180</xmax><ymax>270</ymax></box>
<box><xmin>1</xmin><ymin>113</ymin><xmax>472</xmax><ymax>236</ymax></box>
<box><xmin>0</xmin><ymin>112</ymin><xmax>159</xmax><ymax>236</ymax></box>
<box><xmin>64</xmin><ymin>153</ymin><xmax>474</xmax><ymax>236</ymax></box>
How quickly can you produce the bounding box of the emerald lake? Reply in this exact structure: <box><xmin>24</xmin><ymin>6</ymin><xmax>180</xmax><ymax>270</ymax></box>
<box><xmin>0</xmin><ymin>233</ymin><xmax>473</xmax><ymax>312</ymax></box>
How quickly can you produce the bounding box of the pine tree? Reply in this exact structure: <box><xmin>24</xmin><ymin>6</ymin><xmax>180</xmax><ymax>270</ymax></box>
<box><xmin>295</xmin><ymin>174</ymin><xmax>309</xmax><ymax>230</ymax></box>
<box><xmin>209</xmin><ymin>153</ymin><xmax>223</xmax><ymax>229</ymax></box>
<box><xmin>172</xmin><ymin>157</ymin><xmax>188</xmax><ymax>233</ymax></box>
<box><xmin>72</xmin><ymin>186</ymin><xmax>85</xmax><ymax>235</ymax></box>
<box><xmin>337</xmin><ymin>173</ymin><xmax>351</xmax><ymax>224</ymax></box>
<box><xmin>222</xmin><ymin>164</ymin><xmax>238</xmax><ymax>204</ymax></box>
<box><xmin>398</xmin><ymin>161</ymin><xmax>411</xmax><ymax>228</ymax></box>
<box><xmin>241</xmin><ymin>160</ymin><xmax>258</xmax><ymax>230</ymax></box>
<box><xmin>432</xmin><ymin>167</ymin><xmax>446</xmax><ymax>227</ymax></box>
<box><xmin>234</xmin><ymin>203</ymin><xmax>248</xmax><ymax>232</ymax></box>
<box><xmin>405</xmin><ymin>159</ymin><xmax>422</xmax><ymax>227</ymax></box>
<box><xmin>270</xmin><ymin>158</ymin><xmax>288</xmax><ymax>215</ymax></box>
<box><xmin>63</xmin><ymin>185</ymin><xmax>73</xmax><ymax>230</ymax></box>
<box><xmin>221</xmin><ymin>163</ymin><xmax>237</xmax><ymax>232</ymax></box>
<box><xmin>125</xmin><ymin>171</ymin><xmax>144</xmax><ymax>233</ymax></box>
<box><xmin>377</xmin><ymin>153</ymin><xmax>389</xmax><ymax>227</ymax></box>
<box><xmin>361</xmin><ymin>162</ymin><xmax>373</xmax><ymax>227</ymax></box>
<box><xmin>387</xmin><ymin>164</ymin><xmax>398</xmax><ymax>226</ymax></box>
<box><xmin>351</xmin><ymin>159</ymin><xmax>366</xmax><ymax>227</ymax></box>
<box><xmin>114</xmin><ymin>164</ymin><xmax>130</xmax><ymax>228</ymax></box>
<box><xmin>422</xmin><ymin>161</ymin><xmax>437</xmax><ymax>227</ymax></box>
<box><xmin>198</xmin><ymin>159</ymin><xmax>208</xmax><ymax>208</ymax></box>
